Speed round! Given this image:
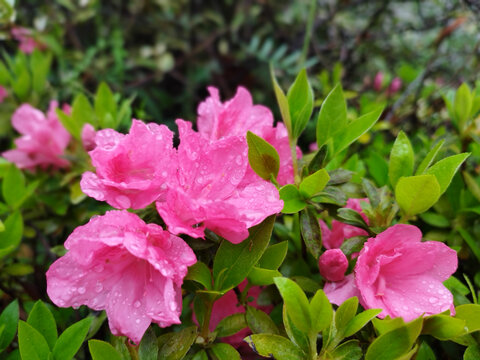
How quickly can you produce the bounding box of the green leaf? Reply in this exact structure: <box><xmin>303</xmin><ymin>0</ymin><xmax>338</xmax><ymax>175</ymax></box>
<box><xmin>88</xmin><ymin>340</ymin><xmax>122</xmax><ymax>360</ymax></box>
<box><xmin>455</xmin><ymin>304</ymin><xmax>480</xmax><ymax>334</ymax></box>
<box><xmin>416</xmin><ymin>342</ymin><xmax>436</xmax><ymax>360</ymax></box>
<box><xmin>299</xmin><ymin>207</ymin><xmax>322</xmax><ymax>259</ymax></box>
<box><xmin>388</xmin><ymin>131</ymin><xmax>414</xmax><ymax>188</ymax></box>
<box><xmin>0</xmin><ymin>300</ymin><xmax>19</xmax><ymax>352</ymax></box>
<box><xmin>464</xmin><ymin>345</ymin><xmax>480</xmax><ymax>360</ymax></box>
<box><xmin>287</xmin><ymin>68</ymin><xmax>314</xmax><ymax>138</ymax></box>
<box><xmin>454</xmin><ymin>83</ymin><xmax>473</xmax><ymax>130</ymax></box>
<box><xmin>192</xmin><ymin>350</ymin><xmax>208</xmax><ymax>360</ymax></box>
<box><xmin>344</xmin><ymin>309</ymin><xmax>382</xmax><ymax>338</ymax></box>
<box><xmin>185</xmin><ymin>262</ymin><xmax>212</xmax><ymax>290</ymax></box>
<box><xmin>215</xmin><ymin>313</ymin><xmax>247</xmax><ymax>338</ymax></box>
<box><xmin>95</xmin><ymin>82</ymin><xmax>117</xmax><ymax>128</ymax></box>
<box><xmin>337</xmin><ymin>208</ymin><xmax>369</xmax><ymax>231</ymax></box>
<box><xmin>395</xmin><ymin>175</ymin><xmax>441</xmax><ymax>216</ymax></box>
<box><xmin>247</xmin><ymin>266</ymin><xmax>282</xmax><ymax>286</ymax></box>
<box><xmin>299</xmin><ymin>169</ymin><xmax>330</xmax><ymax>198</ymax></box>
<box><xmin>52</xmin><ymin>317</ymin><xmax>92</xmax><ymax>360</ymax></box>
<box><xmin>0</xmin><ymin>211</ymin><xmax>23</xmax><ymax>258</ymax></box>
<box><xmin>335</xmin><ymin>297</ymin><xmax>358</xmax><ymax>336</ymax></box>
<box><xmin>424</xmin><ymin>153</ymin><xmax>470</xmax><ymax>194</ymax></box>
<box><xmin>274</xmin><ymin>277</ymin><xmax>311</xmax><ymax>333</ymax></box>
<box><xmin>308</xmin><ymin>146</ymin><xmax>328</xmax><ymax>174</ymax></box>
<box><xmin>415</xmin><ymin>140</ymin><xmax>444</xmax><ymax>175</ymax></box>
<box><xmin>56</xmin><ymin>109</ymin><xmax>79</xmax><ymax>141</ymax></box>
<box><xmin>279</xmin><ymin>185</ymin><xmax>306</xmax><ymax>213</ymax></box>
<box><xmin>71</xmin><ymin>94</ymin><xmax>94</xmax><ymax>139</ymax></box>
<box><xmin>3</xmin><ymin>165</ymin><xmax>26</xmax><ymax>209</ymax></box>
<box><xmin>138</xmin><ymin>327</ymin><xmax>158</xmax><ymax>360</ymax></box>
<box><xmin>316</xmin><ymin>84</ymin><xmax>347</xmax><ymax>148</ymax></box>
<box><xmin>247</xmin><ymin>131</ymin><xmax>280</xmax><ymax>181</ymax></box>
<box><xmin>31</xmin><ymin>51</ymin><xmax>52</xmax><ymax>94</ymax></box>
<box><xmin>271</xmin><ymin>66</ymin><xmax>292</xmax><ymax>135</ymax></box>
<box><xmin>12</xmin><ymin>69</ymin><xmax>31</xmax><ymax>101</ymax></box>
<box><xmin>458</xmin><ymin>226</ymin><xmax>480</xmax><ymax>262</ymax></box>
<box><xmin>366</xmin><ymin>317</ymin><xmax>422</xmax><ymax>360</ymax></box>
<box><xmin>213</xmin><ymin>216</ymin><xmax>275</xmax><ymax>291</ymax></box>
<box><xmin>258</xmin><ymin>241</ymin><xmax>288</xmax><ymax>269</ymax></box>
<box><xmin>419</xmin><ymin>212</ymin><xmax>449</xmax><ymax>228</ymax></box>
<box><xmin>245</xmin><ymin>306</ymin><xmax>279</xmax><ymax>335</ymax></box>
<box><xmin>18</xmin><ymin>321</ymin><xmax>50</xmax><ymax>360</ymax></box>
<box><xmin>245</xmin><ymin>334</ymin><xmax>305</xmax><ymax>360</ymax></box>
<box><xmin>328</xmin><ymin>339</ymin><xmax>362</xmax><ymax>360</ymax></box>
<box><xmin>209</xmin><ymin>343</ymin><xmax>241</xmax><ymax>360</ymax></box>
<box><xmin>309</xmin><ymin>289</ymin><xmax>333</xmax><ymax>333</ymax></box>
<box><xmin>27</xmin><ymin>302</ymin><xmax>57</xmax><ymax>350</ymax></box>
<box><xmin>282</xmin><ymin>304</ymin><xmax>310</xmax><ymax>350</ymax></box>
<box><xmin>333</xmin><ymin>107</ymin><xmax>383</xmax><ymax>154</ymax></box>
<box><xmin>157</xmin><ymin>326</ymin><xmax>197</xmax><ymax>360</ymax></box>
<box><xmin>422</xmin><ymin>315</ymin><xmax>466</xmax><ymax>340</ymax></box>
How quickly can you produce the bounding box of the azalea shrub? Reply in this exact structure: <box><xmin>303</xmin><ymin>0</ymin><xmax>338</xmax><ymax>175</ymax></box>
<box><xmin>1</xmin><ymin>2</ymin><xmax>480</xmax><ymax>360</ymax></box>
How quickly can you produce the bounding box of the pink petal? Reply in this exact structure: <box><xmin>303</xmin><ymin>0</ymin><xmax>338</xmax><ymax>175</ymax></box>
<box><xmin>324</xmin><ymin>274</ymin><xmax>361</xmax><ymax>306</ymax></box>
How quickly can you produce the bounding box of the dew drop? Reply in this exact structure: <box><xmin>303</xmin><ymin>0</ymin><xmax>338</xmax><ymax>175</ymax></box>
<box><xmin>134</xmin><ymin>301</ymin><xmax>141</xmax><ymax>308</ymax></box>
<box><xmin>235</xmin><ymin>155</ymin><xmax>243</xmax><ymax>165</ymax></box>
<box><xmin>429</xmin><ymin>297</ymin><xmax>438</xmax><ymax>304</ymax></box>
<box><xmin>428</xmin><ymin>284</ymin><xmax>434</xmax><ymax>289</ymax></box>
<box><xmin>78</xmin><ymin>287</ymin><xmax>86</xmax><ymax>294</ymax></box>
<box><xmin>161</xmin><ymin>171</ymin><xmax>167</xmax><ymax>177</ymax></box>
<box><xmin>95</xmin><ymin>283</ymin><xmax>103</xmax><ymax>293</ymax></box>
<box><xmin>135</xmin><ymin>319</ymin><xmax>141</xmax><ymax>324</ymax></box>
<box><xmin>169</xmin><ymin>301</ymin><xmax>177</xmax><ymax>311</ymax></box>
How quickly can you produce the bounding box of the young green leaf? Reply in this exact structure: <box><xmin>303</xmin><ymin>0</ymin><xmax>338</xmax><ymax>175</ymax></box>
<box><xmin>245</xmin><ymin>306</ymin><xmax>279</xmax><ymax>335</ymax></box>
<box><xmin>279</xmin><ymin>185</ymin><xmax>306</xmax><ymax>213</ymax></box>
<box><xmin>343</xmin><ymin>309</ymin><xmax>382</xmax><ymax>338</ymax></box>
<box><xmin>287</xmin><ymin>68</ymin><xmax>314</xmax><ymax>138</ymax></box>
<box><xmin>245</xmin><ymin>334</ymin><xmax>306</xmax><ymax>360</ymax></box>
<box><xmin>258</xmin><ymin>241</ymin><xmax>288</xmax><ymax>269</ymax></box>
<box><xmin>464</xmin><ymin>345</ymin><xmax>480</xmax><ymax>360</ymax></box>
<box><xmin>328</xmin><ymin>339</ymin><xmax>362</xmax><ymax>360</ymax></box>
<box><xmin>309</xmin><ymin>289</ymin><xmax>333</xmax><ymax>333</ymax></box>
<box><xmin>52</xmin><ymin>317</ymin><xmax>92</xmax><ymax>360</ymax></box>
<box><xmin>335</xmin><ymin>297</ymin><xmax>359</xmax><ymax>335</ymax></box>
<box><xmin>282</xmin><ymin>304</ymin><xmax>310</xmax><ymax>350</ymax></box>
<box><xmin>415</xmin><ymin>140</ymin><xmax>444</xmax><ymax>175</ymax></box>
<box><xmin>247</xmin><ymin>131</ymin><xmax>280</xmax><ymax>181</ymax></box>
<box><xmin>0</xmin><ymin>211</ymin><xmax>23</xmax><ymax>258</ymax></box>
<box><xmin>138</xmin><ymin>327</ymin><xmax>158</xmax><ymax>360</ymax></box>
<box><xmin>95</xmin><ymin>82</ymin><xmax>117</xmax><ymax>128</ymax></box>
<box><xmin>424</xmin><ymin>153</ymin><xmax>470</xmax><ymax>194</ymax></box>
<box><xmin>271</xmin><ymin>66</ymin><xmax>292</xmax><ymax>136</ymax></box>
<box><xmin>388</xmin><ymin>131</ymin><xmax>414</xmax><ymax>188</ymax></box>
<box><xmin>215</xmin><ymin>313</ymin><xmax>247</xmax><ymax>338</ymax></box>
<box><xmin>337</xmin><ymin>208</ymin><xmax>369</xmax><ymax>231</ymax></box>
<box><xmin>300</xmin><ymin>207</ymin><xmax>322</xmax><ymax>259</ymax></box>
<box><xmin>2</xmin><ymin>164</ymin><xmax>26</xmax><ymax>209</ymax></box>
<box><xmin>316</xmin><ymin>84</ymin><xmax>347</xmax><ymax>148</ymax></box>
<box><xmin>274</xmin><ymin>277</ymin><xmax>311</xmax><ymax>333</ymax></box>
<box><xmin>71</xmin><ymin>94</ymin><xmax>94</xmax><ymax>139</ymax></box>
<box><xmin>213</xmin><ymin>216</ymin><xmax>275</xmax><ymax>291</ymax></box>
<box><xmin>422</xmin><ymin>315</ymin><xmax>466</xmax><ymax>340</ymax></box>
<box><xmin>185</xmin><ymin>262</ymin><xmax>212</xmax><ymax>290</ymax></box>
<box><xmin>157</xmin><ymin>326</ymin><xmax>197</xmax><ymax>360</ymax></box>
<box><xmin>88</xmin><ymin>340</ymin><xmax>122</xmax><ymax>360</ymax></box>
<box><xmin>454</xmin><ymin>304</ymin><xmax>480</xmax><ymax>334</ymax></box>
<box><xmin>454</xmin><ymin>83</ymin><xmax>472</xmax><ymax>131</ymax></box>
<box><xmin>333</xmin><ymin>107</ymin><xmax>383</xmax><ymax>155</ymax></box>
<box><xmin>299</xmin><ymin>168</ymin><xmax>330</xmax><ymax>198</ymax></box>
<box><xmin>395</xmin><ymin>175</ymin><xmax>441</xmax><ymax>216</ymax></box>
<box><xmin>18</xmin><ymin>321</ymin><xmax>50</xmax><ymax>360</ymax></box>
<box><xmin>0</xmin><ymin>300</ymin><xmax>19</xmax><ymax>352</ymax></box>
<box><xmin>31</xmin><ymin>51</ymin><xmax>52</xmax><ymax>94</ymax></box>
<box><xmin>248</xmin><ymin>266</ymin><xmax>282</xmax><ymax>286</ymax></box>
<box><xmin>209</xmin><ymin>343</ymin><xmax>241</xmax><ymax>360</ymax></box>
<box><xmin>27</xmin><ymin>301</ymin><xmax>57</xmax><ymax>350</ymax></box>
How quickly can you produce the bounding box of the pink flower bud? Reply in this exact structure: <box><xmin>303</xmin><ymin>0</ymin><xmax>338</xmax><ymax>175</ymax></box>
<box><xmin>81</xmin><ymin>123</ymin><xmax>96</xmax><ymax>151</ymax></box>
<box><xmin>319</xmin><ymin>249</ymin><xmax>348</xmax><ymax>282</ymax></box>
<box><xmin>387</xmin><ymin>77</ymin><xmax>402</xmax><ymax>95</ymax></box>
<box><xmin>373</xmin><ymin>72</ymin><xmax>384</xmax><ymax>92</ymax></box>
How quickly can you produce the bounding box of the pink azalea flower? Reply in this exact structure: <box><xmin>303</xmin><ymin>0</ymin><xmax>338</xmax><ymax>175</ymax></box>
<box><xmin>3</xmin><ymin>101</ymin><xmax>71</xmax><ymax>170</ymax></box>
<box><xmin>373</xmin><ymin>72</ymin><xmax>384</xmax><ymax>92</ymax></box>
<box><xmin>324</xmin><ymin>274</ymin><xmax>361</xmax><ymax>306</ymax></box>
<box><xmin>0</xmin><ymin>86</ymin><xmax>7</xmax><ymax>103</ymax></box>
<box><xmin>46</xmin><ymin>210</ymin><xmax>196</xmax><ymax>344</ymax></box>
<box><xmin>11</xmin><ymin>27</ymin><xmax>38</xmax><ymax>54</ymax></box>
<box><xmin>387</xmin><ymin>77</ymin><xmax>403</xmax><ymax>96</ymax></box>
<box><xmin>319</xmin><ymin>249</ymin><xmax>348</xmax><ymax>282</ymax></box>
<box><xmin>156</xmin><ymin>120</ymin><xmax>283</xmax><ymax>244</ymax></box>
<box><xmin>320</xmin><ymin>198</ymin><xmax>369</xmax><ymax>249</ymax></box>
<box><xmin>80</xmin><ymin>120</ymin><xmax>176</xmax><ymax>209</ymax></box>
<box><xmin>81</xmin><ymin>123</ymin><xmax>96</xmax><ymax>151</ymax></box>
<box><xmin>196</xmin><ymin>86</ymin><xmax>299</xmax><ymax>185</ymax></box>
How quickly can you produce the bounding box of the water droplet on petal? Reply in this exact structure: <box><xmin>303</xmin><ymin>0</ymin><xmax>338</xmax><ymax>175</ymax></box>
<box><xmin>134</xmin><ymin>301</ymin><xmax>141</xmax><ymax>308</ymax></box>
<box><xmin>95</xmin><ymin>283</ymin><xmax>103</xmax><ymax>293</ymax></box>
<box><xmin>135</xmin><ymin>319</ymin><xmax>141</xmax><ymax>324</ymax></box>
<box><xmin>78</xmin><ymin>287</ymin><xmax>86</xmax><ymax>294</ymax></box>
<box><xmin>429</xmin><ymin>297</ymin><xmax>438</xmax><ymax>304</ymax></box>
<box><xmin>235</xmin><ymin>155</ymin><xmax>243</xmax><ymax>165</ymax></box>
<box><xmin>94</xmin><ymin>264</ymin><xmax>104</xmax><ymax>272</ymax></box>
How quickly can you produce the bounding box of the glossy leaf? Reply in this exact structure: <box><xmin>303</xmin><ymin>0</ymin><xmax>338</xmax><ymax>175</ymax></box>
<box><xmin>388</xmin><ymin>131</ymin><xmax>414</xmax><ymax>188</ymax></box>
<box><xmin>245</xmin><ymin>306</ymin><xmax>279</xmax><ymax>335</ymax></box>
<box><xmin>209</xmin><ymin>343</ymin><xmax>241</xmax><ymax>360</ymax></box>
<box><xmin>248</xmin><ymin>266</ymin><xmax>282</xmax><ymax>286</ymax></box>
<box><xmin>328</xmin><ymin>339</ymin><xmax>362</xmax><ymax>360</ymax></box>
<box><xmin>0</xmin><ymin>300</ymin><xmax>19</xmax><ymax>352</ymax></box>
<box><xmin>215</xmin><ymin>313</ymin><xmax>247</xmax><ymax>338</ymax></box>
<box><xmin>287</xmin><ymin>68</ymin><xmax>314</xmax><ymax>138</ymax></box>
<box><xmin>88</xmin><ymin>340</ymin><xmax>122</xmax><ymax>360</ymax></box>
<box><xmin>422</xmin><ymin>315</ymin><xmax>466</xmax><ymax>340</ymax></box>
<box><xmin>0</xmin><ymin>211</ymin><xmax>23</xmax><ymax>258</ymax></box>
<box><xmin>274</xmin><ymin>277</ymin><xmax>311</xmax><ymax>333</ymax></box>
<box><xmin>464</xmin><ymin>344</ymin><xmax>480</xmax><ymax>360</ymax></box>
<box><xmin>258</xmin><ymin>241</ymin><xmax>288</xmax><ymax>269</ymax></box>
<box><xmin>247</xmin><ymin>131</ymin><xmax>280</xmax><ymax>181</ymax></box>
<box><xmin>316</xmin><ymin>84</ymin><xmax>347</xmax><ymax>148</ymax></box>
<box><xmin>52</xmin><ymin>317</ymin><xmax>92</xmax><ymax>360</ymax></box>
<box><xmin>344</xmin><ymin>308</ymin><xmax>382</xmax><ymax>338</ymax></box>
<box><xmin>245</xmin><ymin>334</ymin><xmax>305</xmax><ymax>360</ymax></box>
<box><xmin>18</xmin><ymin>321</ymin><xmax>50</xmax><ymax>360</ymax></box>
<box><xmin>455</xmin><ymin>304</ymin><xmax>480</xmax><ymax>334</ymax></box>
<box><xmin>2</xmin><ymin>165</ymin><xmax>25</xmax><ymax>209</ymax></box>
<box><xmin>335</xmin><ymin>297</ymin><xmax>358</xmax><ymax>335</ymax></box>
<box><xmin>271</xmin><ymin>66</ymin><xmax>292</xmax><ymax>135</ymax></box>
<box><xmin>157</xmin><ymin>326</ymin><xmax>197</xmax><ymax>360</ymax></box>
<box><xmin>279</xmin><ymin>185</ymin><xmax>306</xmax><ymax>213</ymax></box>
<box><xmin>299</xmin><ymin>168</ymin><xmax>330</xmax><ymax>198</ymax></box>
<box><xmin>424</xmin><ymin>153</ymin><xmax>470</xmax><ymax>194</ymax></box>
<box><xmin>300</xmin><ymin>207</ymin><xmax>322</xmax><ymax>259</ymax></box>
<box><xmin>213</xmin><ymin>216</ymin><xmax>275</xmax><ymax>291</ymax></box>
<box><xmin>185</xmin><ymin>262</ymin><xmax>212</xmax><ymax>290</ymax></box>
<box><xmin>415</xmin><ymin>140</ymin><xmax>444</xmax><ymax>175</ymax></box>
<box><xmin>95</xmin><ymin>82</ymin><xmax>117</xmax><ymax>128</ymax></box>
<box><xmin>309</xmin><ymin>289</ymin><xmax>333</xmax><ymax>333</ymax></box>
<box><xmin>395</xmin><ymin>175</ymin><xmax>441</xmax><ymax>216</ymax></box>
<box><xmin>454</xmin><ymin>83</ymin><xmax>472</xmax><ymax>130</ymax></box>
<box><xmin>27</xmin><ymin>301</ymin><xmax>57</xmax><ymax>350</ymax></box>
<box><xmin>138</xmin><ymin>328</ymin><xmax>158</xmax><ymax>360</ymax></box>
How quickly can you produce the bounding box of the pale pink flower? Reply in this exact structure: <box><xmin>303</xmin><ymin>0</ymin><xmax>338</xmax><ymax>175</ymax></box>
<box><xmin>373</xmin><ymin>72</ymin><xmax>384</xmax><ymax>92</ymax></box>
<box><xmin>81</xmin><ymin>123</ymin><xmax>96</xmax><ymax>151</ymax></box>
<box><xmin>196</xmin><ymin>86</ymin><xmax>298</xmax><ymax>185</ymax></box>
<box><xmin>320</xmin><ymin>198</ymin><xmax>369</xmax><ymax>249</ymax></box>
<box><xmin>355</xmin><ymin>224</ymin><xmax>457</xmax><ymax>321</ymax></box>
<box><xmin>319</xmin><ymin>249</ymin><xmax>348</xmax><ymax>282</ymax></box>
<box><xmin>0</xmin><ymin>86</ymin><xmax>7</xmax><ymax>103</ymax></box>
<box><xmin>11</xmin><ymin>27</ymin><xmax>38</xmax><ymax>54</ymax></box>
<box><xmin>46</xmin><ymin>210</ymin><xmax>196</xmax><ymax>344</ymax></box>
<box><xmin>156</xmin><ymin>120</ymin><xmax>283</xmax><ymax>244</ymax></box>
<box><xmin>80</xmin><ymin>120</ymin><xmax>176</xmax><ymax>209</ymax></box>
<box><xmin>3</xmin><ymin>101</ymin><xmax>71</xmax><ymax>170</ymax></box>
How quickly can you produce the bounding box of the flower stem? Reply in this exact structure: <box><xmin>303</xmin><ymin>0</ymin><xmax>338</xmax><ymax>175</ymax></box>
<box><xmin>200</xmin><ymin>299</ymin><xmax>214</xmax><ymax>341</ymax></box>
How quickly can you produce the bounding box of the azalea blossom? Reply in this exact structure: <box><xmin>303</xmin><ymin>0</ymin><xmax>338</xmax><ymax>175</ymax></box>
<box><xmin>196</xmin><ymin>86</ymin><xmax>298</xmax><ymax>185</ymax></box>
<box><xmin>81</xmin><ymin>123</ymin><xmax>96</xmax><ymax>151</ymax></box>
<box><xmin>11</xmin><ymin>27</ymin><xmax>38</xmax><ymax>54</ymax></box>
<box><xmin>324</xmin><ymin>274</ymin><xmax>360</xmax><ymax>306</ymax></box>
<box><xmin>320</xmin><ymin>198</ymin><xmax>369</xmax><ymax>249</ymax></box>
<box><xmin>326</xmin><ymin>224</ymin><xmax>457</xmax><ymax>321</ymax></box>
<box><xmin>318</xmin><ymin>249</ymin><xmax>348</xmax><ymax>282</ymax></box>
<box><xmin>3</xmin><ymin>102</ymin><xmax>71</xmax><ymax>170</ymax></box>
<box><xmin>46</xmin><ymin>210</ymin><xmax>196</xmax><ymax>344</ymax></box>
<box><xmin>81</xmin><ymin>120</ymin><xmax>176</xmax><ymax>209</ymax></box>
<box><xmin>156</xmin><ymin>120</ymin><xmax>283</xmax><ymax>244</ymax></box>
